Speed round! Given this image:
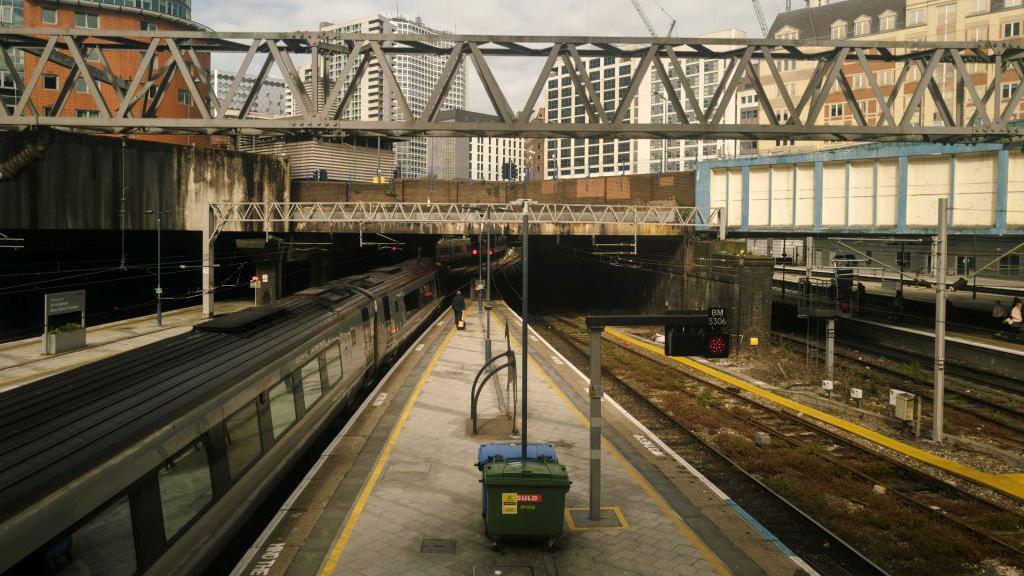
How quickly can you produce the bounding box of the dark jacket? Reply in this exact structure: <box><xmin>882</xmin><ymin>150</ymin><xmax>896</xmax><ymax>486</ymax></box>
<box><xmin>452</xmin><ymin>295</ymin><xmax>466</xmax><ymax>312</ymax></box>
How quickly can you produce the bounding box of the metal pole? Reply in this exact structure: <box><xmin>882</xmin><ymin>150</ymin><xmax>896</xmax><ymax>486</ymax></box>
<box><xmin>156</xmin><ymin>209</ymin><xmax>162</xmax><ymax>326</ymax></box>
<box><xmin>588</xmin><ymin>326</ymin><xmax>604</xmax><ymax>522</ymax></box>
<box><xmin>202</xmin><ymin>205</ymin><xmax>215</xmax><ymax>319</ymax></box>
<box><xmin>521</xmin><ymin>205</ymin><xmax>529</xmax><ymax>466</ymax></box>
<box><xmin>478</xmin><ymin>228</ymin><xmax>483</xmax><ymax>315</ymax></box>
<box><xmin>825</xmin><ymin>318</ymin><xmax>835</xmax><ymax>379</ymax></box>
<box><xmin>934</xmin><ymin>197</ymin><xmax>948</xmax><ymax>444</ymax></box>
<box><xmin>718</xmin><ymin>206</ymin><xmax>727</xmax><ymax>240</ymax></box>
<box><xmin>485</xmin><ymin>208</ymin><xmax>492</xmax><ymax>362</ymax></box>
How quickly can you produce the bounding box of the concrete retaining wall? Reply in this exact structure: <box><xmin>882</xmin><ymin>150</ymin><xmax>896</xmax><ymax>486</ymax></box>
<box><xmin>0</xmin><ymin>131</ymin><xmax>288</xmax><ymax>232</ymax></box>
<box><xmin>683</xmin><ymin>240</ymin><xmax>773</xmax><ymax>340</ymax></box>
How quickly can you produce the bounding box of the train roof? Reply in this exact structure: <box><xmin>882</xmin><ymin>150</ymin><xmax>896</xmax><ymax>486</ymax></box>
<box><xmin>0</xmin><ymin>258</ymin><xmax>436</xmax><ymax>522</ymax></box>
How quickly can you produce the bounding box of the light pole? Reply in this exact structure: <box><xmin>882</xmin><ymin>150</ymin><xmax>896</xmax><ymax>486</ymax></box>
<box><xmin>485</xmin><ymin>206</ymin><xmax>492</xmax><ymax>361</ymax></box>
<box><xmin>512</xmin><ymin>198</ymin><xmax>534</xmax><ymax>466</ymax></box>
<box><xmin>144</xmin><ymin>208</ymin><xmax>171</xmax><ymax>326</ymax></box>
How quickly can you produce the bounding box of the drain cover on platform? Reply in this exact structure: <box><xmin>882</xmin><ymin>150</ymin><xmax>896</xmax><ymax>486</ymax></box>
<box><xmin>420</xmin><ymin>538</ymin><xmax>457</xmax><ymax>554</ymax></box>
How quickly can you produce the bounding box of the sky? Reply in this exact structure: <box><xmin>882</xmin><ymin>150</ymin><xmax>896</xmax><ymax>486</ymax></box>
<box><xmin>192</xmin><ymin>0</ymin><xmax>782</xmax><ymax>113</ymax></box>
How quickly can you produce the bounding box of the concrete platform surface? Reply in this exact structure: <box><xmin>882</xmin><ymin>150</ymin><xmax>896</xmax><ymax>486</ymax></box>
<box><xmin>0</xmin><ymin>301</ymin><xmax>252</xmax><ymax>393</ymax></box>
<box><xmin>234</xmin><ymin>302</ymin><xmax>799</xmax><ymax>576</ymax></box>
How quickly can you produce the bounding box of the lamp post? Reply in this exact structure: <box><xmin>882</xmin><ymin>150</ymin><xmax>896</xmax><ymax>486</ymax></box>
<box><xmin>144</xmin><ymin>208</ymin><xmax>171</xmax><ymax>326</ymax></box>
<box><xmin>512</xmin><ymin>198</ymin><xmax>534</xmax><ymax>466</ymax></box>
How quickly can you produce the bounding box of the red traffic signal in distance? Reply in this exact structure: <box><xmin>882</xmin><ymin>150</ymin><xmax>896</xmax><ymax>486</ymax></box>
<box><xmin>705</xmin><ymin>334</ymin><xmax>730</xmax><ymax>358</ymax></box>
<box><xmin>489</xmin><ymin>249</ymin><xmax>494</xmax><ymax>255</ymax></box>
<box><xmin>472</xmin><ymin>249</ymin><xmax>479</xmax><ymax>255</ymax></box>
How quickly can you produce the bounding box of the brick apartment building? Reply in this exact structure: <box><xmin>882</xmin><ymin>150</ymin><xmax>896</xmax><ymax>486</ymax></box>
<box><xmin>2</xmin><ymin>0</ymin><xmax>210</xmax><ymax>145</ymax></box>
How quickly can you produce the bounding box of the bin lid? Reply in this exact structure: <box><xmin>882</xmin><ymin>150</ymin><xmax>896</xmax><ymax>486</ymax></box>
<box><xmin>483</xmin><ymin>459</ymin><xmax>570</xmax><ymax>486</ymax></box>
<box><xmin>477</xmin><ymin>443</ymin><xmax>558</xmax><ymax>470</ymax></box>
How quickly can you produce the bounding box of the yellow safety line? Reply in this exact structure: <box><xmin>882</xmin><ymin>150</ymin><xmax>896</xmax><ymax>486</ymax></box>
<box><xmin>492</xmin><ymin>313</ymin><xmax>733</xmax><ymax>576</ymax></box>
<box><xmin>604</xmin><ymin>327</ymin><xmax>1024</xmax><ymax>503</ymax></box>
<box><xmin>319</xmin><ymin>326</ymin><xmax>456</xmax><ymax>576</ymax></box>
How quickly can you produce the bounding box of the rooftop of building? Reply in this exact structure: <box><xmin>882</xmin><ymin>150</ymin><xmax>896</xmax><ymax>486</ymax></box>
<box><xmin>769</xmin><ymin>0</ymin><xmax>906</xmax><ymax>39</ymax></box>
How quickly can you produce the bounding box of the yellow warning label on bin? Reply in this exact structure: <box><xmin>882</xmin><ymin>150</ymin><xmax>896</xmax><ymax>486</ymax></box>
<box><xmin>501</xmin><ymin>493</ymin><xmax>518</xmax><ymax>515</ymax></box>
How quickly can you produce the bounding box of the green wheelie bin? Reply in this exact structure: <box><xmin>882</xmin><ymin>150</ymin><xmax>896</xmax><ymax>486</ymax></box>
<box><xmin>481</xmin><ymin>458</ymin><xmax>571</xmax><ymax>545</ymax></box>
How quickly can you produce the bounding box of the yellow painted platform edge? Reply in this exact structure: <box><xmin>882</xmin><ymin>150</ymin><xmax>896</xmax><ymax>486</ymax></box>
<box><xmin>318</xmin><ymin>326</ymin><xmax>457</xmax><ymax>576</ymax></box>
<box><xmin>565</xmin><ymin>506</ymin><xmax>630</xmax><ymax>532</ymax></box>
<box><xmin>493</xmin><ymin>313</ymin><xmax>733</xmax><ymax>576</ymax></box>
<box><xmin>604</xmin><ymin>327</ymin><xmax>1024</xmax><ymax>502</ymax></box>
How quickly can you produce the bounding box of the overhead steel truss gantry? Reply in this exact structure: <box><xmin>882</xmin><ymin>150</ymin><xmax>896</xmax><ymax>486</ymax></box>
<box><xmin>0</xmin><ymin>28</ymin><xmax>1023</xmax><ymax>141</ymax></box>
<box><xmin>201</xmin><ymin>201</ymin><xmax>722</xmax><ymax>317</ymax></box>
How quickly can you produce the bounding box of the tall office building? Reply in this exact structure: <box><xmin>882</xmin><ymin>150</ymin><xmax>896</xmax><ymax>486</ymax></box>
<box><xmin>427</xmin><ymin>110</ymin><xmax>525</xmax><ymax>181</ymax></box>
<box><xmin>318</xmin><ymin>15</ymin><xmax>466</xmax><ymax>179</ymax></box>
<box><xmin>543</xmin><ymin>29</ymin><xmax>747</xmax><ymax>178</ymax></box>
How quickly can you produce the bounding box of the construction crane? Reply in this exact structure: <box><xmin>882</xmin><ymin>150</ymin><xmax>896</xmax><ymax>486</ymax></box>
<box><xmin>752</xmin><ymin>0</ymin><xmax>769</xmax><ymax>36</ymax></box>
<box><xmin>629</xmin><ymin>0</ymin><xmax>676</xmax><ymax>37</ymax></box>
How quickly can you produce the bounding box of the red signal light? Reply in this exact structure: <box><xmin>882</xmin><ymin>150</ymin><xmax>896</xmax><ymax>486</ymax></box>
<box><xmin>472</xmin><ymin>249</ymin><xmax>479</xmax><ymax>255</ymax></box>
<box><xmin>489</xmin><ymin>250</ymin><xmax>494</xmax><ymax>255</ymax></box>
<box><xmin>391</xmin><ymin>246</ymin><xmax>398</xmax><ymax>252</ymax></box>
<box><xmin>251</xmin><ymin>275</ymin><xmax>259</xmax><ymax>282</ymax></box>
<box><xmin>705</xmin><ymin>334</ymin><xmax>729</xmax><ymax>358</ymax></box>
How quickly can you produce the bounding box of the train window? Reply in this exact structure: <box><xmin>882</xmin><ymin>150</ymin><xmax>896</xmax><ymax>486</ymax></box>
<box><xmin>158</xmin><ymin>440</ymin><xmax>213</xmax><ymax>540</ymax></box>
<box><xmin>325</xmin><ymin>342</ymin><xmax>343</xmax><ymax>385</ymax></box>
<box><xmin>268</xmin><ymin>377</ymin><xmax>297</xmax><ymax>439</ymax></box>
<box><xmin>420</xmin><ymin>281</ymin><xmax>435</xmax><ymax>301</ymax></box>
<box><xmin>403</xmin><ymin>289</ymin><xmax>420</xmax><ymax>314</ymax></box>
<box><xmin>225</xmin><ymin>402</ymin><xmax>261</xmax><ymax>479</ymax></box>
<box><xmin>39</xmin><ymin>495</ymin><xmax>137</xmax><ymax>576</ymax></box>
<box><xmin>382</xmin><ymin>298</ymin><xmax>391</xmax><ymax>322</ymax></box>
<box><xmin>301</xmin><ymin>357</ymin><xmax>323</xmax><ymax>409</ymax></box>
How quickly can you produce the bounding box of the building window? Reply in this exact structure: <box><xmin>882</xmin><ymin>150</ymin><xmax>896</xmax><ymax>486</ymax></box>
<box><xmin>829</xmin><ymin>103</ymin><xmax>845</xmax><ymax>118</ymax></box>
<box><xmin>1002</xmin><ymin>82</ymin><xmax>1019</xmax><ymax>100</ymax></box>
<box><xmin>76</xmin><ymin>109</ymin><xmax>99</xmax><ymax>118</ymax></box>
<box><xmin>1005</xmin><ymin>21</ymin><xmax>1021</xmax><ymax>38</ymax></box>
<box><xmin>831</xmin><ymin>21</ymin><xmax>847</xmax><ymax>39</ymax></box>
<box><xmin>87</xmin><ymin>47</ymin><xmax>101</xmax><ymax>63</ymax></box>
<box><xmin>854</xmin><ymin>16</ymin><xmax>871</xmax><ymax>36</ymax></box>
<box><xmin>74</xmin><ymin>12</ymin><xmax>99</xmax><ymax>29</ymax></box>
<box><xmin>43</xmin><ymin>74</ymin><xmax>58</xmax><ymax>91</ymax></box>
<box><xmin>907</xmin><ymin>8</ymin><xmax>925</xmax><ymax>27</ymax></box>
<box><xmin>971</xmin><ymin>0</ymin><xmax>990</xmax><ymax>13</ymax></box>
<box><xmin>879</xmin><ymin>11</ymin><xmax>896</xmax><ymax>31</ymax></box>
<box><xmin>41</xmin><ymin>7</ymin><xmax>58</xmax><ymax>24</ymax></box>
<box><xmin>1000</xmin><ymin>254</ymin><xmax>1021</xmax><ymax>276</ymax></box>
<box><xmin>140</xmin><ymin>21</ymin><xmax>158</xmax><ymax>31</ymax></box>
<box><xmin>178</xmin><ymin>89</ymin><xmax>191</xmax><ymax>105</ymax></box>
<box><xmin>75</xmin><ymin>77</ymin><xmax>88</xmax><ymax>93</ymax></box>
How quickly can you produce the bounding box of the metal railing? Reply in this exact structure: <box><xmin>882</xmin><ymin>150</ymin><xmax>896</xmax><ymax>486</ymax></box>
<box><xmin>470</xmin><ymin>318</ymin><xmax>517</xmax><ymax>435</ymax></box>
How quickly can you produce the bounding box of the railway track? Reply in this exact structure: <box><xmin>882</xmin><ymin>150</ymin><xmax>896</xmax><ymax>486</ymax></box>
<box><xmin>492</xmin><ymin>264</ymin><xmax>883</xmax><ymax>575</ymax></box>
<box><xmin>774</xmin><ymin>330</ymin><xmax>1024</xmax><ymax>440</ymax></box>
<box><xmin>493</xmin><ymin>261</ymin><xmax>1024</xmax><ymax>575</ymax></box>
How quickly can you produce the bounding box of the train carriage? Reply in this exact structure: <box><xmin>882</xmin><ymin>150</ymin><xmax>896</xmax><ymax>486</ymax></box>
<box><xmin>0</xmin><ymin>259</ymin><xmax>444</xmax><ymax>576</ymax></box>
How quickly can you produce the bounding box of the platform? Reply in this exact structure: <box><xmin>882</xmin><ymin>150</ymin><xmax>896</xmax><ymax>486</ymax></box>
<box><xmin>233</xmin><ymin>302</ymin><xmax>800</xmax><ymax>576</ymax></box>
<box><xmin>0</xmin><ymin>301</ymin><xmax>252</xmax><ymax>393</ymax></box>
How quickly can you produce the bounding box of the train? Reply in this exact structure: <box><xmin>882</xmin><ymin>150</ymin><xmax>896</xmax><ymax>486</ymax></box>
<box><xmin>0</xmin><ymin>258</ymin><xmax>447</xmax><ymax>576</ymax></box>
<box><xmin>434</xmin><ymin>236</ymin><xmax>509</xmax><ymax>266</ymax></box>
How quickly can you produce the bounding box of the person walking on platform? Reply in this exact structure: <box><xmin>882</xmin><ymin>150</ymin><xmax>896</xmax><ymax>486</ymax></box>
<box><xmin>452</xmin><ymin>290</ymin><xmax>466</xmax><ymax>328</ymax></box>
